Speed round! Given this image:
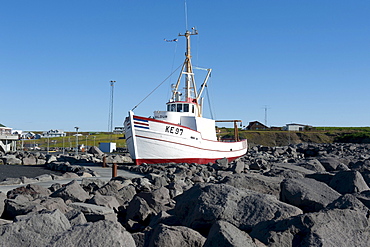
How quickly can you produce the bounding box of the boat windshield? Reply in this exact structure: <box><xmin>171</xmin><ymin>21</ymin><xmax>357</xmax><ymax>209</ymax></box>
<box><xmin>167</xmin><ymin>103</ymin><xmax>191</xmax><ymax>112</ymax></box>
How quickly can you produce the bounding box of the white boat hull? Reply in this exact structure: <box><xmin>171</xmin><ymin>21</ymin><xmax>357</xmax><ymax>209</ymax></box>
<box><xmin>124</xmin><ymin>111</ymin><xmax>248</xmax><ymax>165</ymax></box>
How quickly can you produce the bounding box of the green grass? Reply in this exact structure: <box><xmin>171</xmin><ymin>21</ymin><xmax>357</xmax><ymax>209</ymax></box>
<box><xmin>315</xmin><ymin>127</ymin><xmax>370</xmax><ymax>132</ymax></box>
<box><xmin>20</xmin><ymin>132</ymin><xmax>126</xmax><ymax>150</ymax></box>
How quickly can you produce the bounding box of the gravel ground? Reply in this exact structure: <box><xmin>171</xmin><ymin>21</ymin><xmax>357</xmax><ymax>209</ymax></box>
<box><xmin>0</xmin><ymin>165</ymin><xmax>64</xmax><ymax>181</ymax></box>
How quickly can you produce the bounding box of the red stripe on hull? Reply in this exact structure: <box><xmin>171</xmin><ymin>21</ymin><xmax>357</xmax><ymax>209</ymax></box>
<box><xmin>134</xmin><ymin>156</ymin><xmax>241</xmax><ymax>166</ymax></box>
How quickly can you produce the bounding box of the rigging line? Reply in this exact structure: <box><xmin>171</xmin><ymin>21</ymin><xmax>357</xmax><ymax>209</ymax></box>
<box><xmin>167</xmin><ymin>41</ymin><xmax>178</xmax><ymax>100</ymax></box>
<box><xmin>169</xmin><ymin>41</ymin><xmax>178</xmax><ymax>84</ymax></box>
<box><xmin>131</xmin><ymin>63</ymin><xmax>183</xmax><ymax>111</ymax></box>
<box><xmin>205</xmin><ymin>76</ymin><xmax>215</xmax><ymax>120</ymax></box>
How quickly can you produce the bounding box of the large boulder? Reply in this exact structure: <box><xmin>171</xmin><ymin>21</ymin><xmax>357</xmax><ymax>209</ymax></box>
<box><xmin>264</xmin><ymin>163</ymin><xmax>314</xmax><ymax>179</ymax></box>
<box><xmin>2</xmin><ymin>156</ymin><xmax>22</xmax><ymax>165</ymax></box>
<box><xmin>318</xmin><ymin>157</ymin><xmax>342</xmax><ymax>171</ymax></box>
<box><xmin>0</xmin><ymin>192</ymin><xmax>6</xmax><ymax>217</ymax></box>
<box><xmin>69</xmin><ymin>202</ymin><xmax>117</xmax><ymax>222</ymax></box>
<box><xmin>48</xmin><ymin>220</ymin><xmax>135</xmax><ymax>247</ymax></box>
<box><xmin>87</xmin><ymin>194</ymin><xmax>120</xmax><ymax>210</ymax></box>
<box><xmin>51</xmin><ymin>180</ymin><xmax>90</xmax><ymax>202</ymax></box>
<box><xmin>22</xmin><ymin>156</ymin><xmax>37</xmax><ymax>165</ymax></box>
<box><xmin>36</xmin><ymin>197</ymin><xmax>71</xmax><ymax>214</ymax></box>
<box><xmin>3</xmin><ymin>197</ymin><xmax>46</xmax><ymax>220</ymax></box>
<box><xmin>96</xmin><ymin>180</ymin><xmax>136</xmax><ymax>206</ymax></box>
<box><xmin>221</xmin><ymin>173</ymin><xmax>283</xmax><ymax>198</ymax></box>
<box><xmin>0</xmin><ymin>209</ymin><xmax>71</xmax><ymax>247</ymax></box>
<box><xmin>125</xmin><ymin>195</ymin><xmax>154</xmax><ymax>224</ymax></box>
<box><xmin>174</xmin><ymin>184</ymin><xmax>302</xmax><ymax>233</ymax></box>
<box><xmin>7</xmin><ymin>184</ymin><xmax>51</xmax><ymax>200</ymax></box>
<box><xmin>88</xmin><ymin>146</ymin><xmax>104</xmax><ymax>156</ymax></box>
<box><xmin>203</xmin><ymin>220</ymin><xmax>259</xmax><ymax>247</ymax></box>
<box><xmin>148</xmin><ymin>224</ymin><xmax>206</xmax><ymax>247</ymax></box>
<box><xmin>137</xmin><ymin>186</ymin><xmax>172</xmax><ymax>213</ymax></box>
<box><xmin>329</xmin><ymin>170</ymin><xmax>370</xmax><ymax>194</ymax></box>
<box><xmin>295</xmin><ymin>158</ymin><xmax>326</xmax><ymax>172</ymax></box>
<box><xmin>280</xmin><ymin>177</ymin><xmax>342</xmax><ymax>212</ymax></box>
<box><xmin>250</xmin><ymin>209</ymin><xmax>370</xmax><ymax>247</ymax></box>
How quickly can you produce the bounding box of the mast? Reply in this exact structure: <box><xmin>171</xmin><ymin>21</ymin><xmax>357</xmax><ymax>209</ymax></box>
<box><xmin>177</xmin><ymin>28</ymin><xmax>198</xmax><ymax>101</ymax></box>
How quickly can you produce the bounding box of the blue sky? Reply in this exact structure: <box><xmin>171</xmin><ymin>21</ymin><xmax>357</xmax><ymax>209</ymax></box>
<box><xmin>1</xmin><ymin>1</ymin><xmax>370</xmax><ymax>131</ymax></box>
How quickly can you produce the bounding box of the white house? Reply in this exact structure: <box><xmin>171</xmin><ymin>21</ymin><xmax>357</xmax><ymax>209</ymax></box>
<box><xmin>283</xmin><ymin>123</ymin><xmax>311</xmax><ymax>131</ymax></box>
<box><xmin>0</xmin><ymin>126</ymin><xmax>18</xmax><ymax>152</ymax></box>
<box><xmin>42</xmin><ymin>129</ymin><xmax>66</xmax><ymax>138</ymax></box>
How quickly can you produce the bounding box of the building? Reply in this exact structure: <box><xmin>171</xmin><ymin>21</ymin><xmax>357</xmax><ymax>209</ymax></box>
<box><xmin>283</xmin><ymin>123</ymin><xmax>312</xmax><ymax>131</ymax></box>
<box><xmin>41</xmin><ymin>129</ymin><xmax>66</xmax><ymax>138</ymax></box>
<box><xmin>0</xmin><ymin>125</ymin><xmax>18</xmax><ymax>152</ymax></box>
<box><xmin>21</xmin><ymin>132</ymin><xmax>41</xmax><ymax>139</ymax></box>
<box><xmin>245</xmin><ymin>121</ymin><xmax>269</xmax><ymax>130</ymax></box>
<box><xmin>113</xmin><ymin>127</ymin><xmax>125</xmax><ymax>134</ymax></box>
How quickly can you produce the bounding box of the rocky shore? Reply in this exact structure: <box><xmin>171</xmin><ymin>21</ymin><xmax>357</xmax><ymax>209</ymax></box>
<box><xmin>1</xmin><ymin>143</ymin><xmax>370</xmax><ymax>246</ymax></box>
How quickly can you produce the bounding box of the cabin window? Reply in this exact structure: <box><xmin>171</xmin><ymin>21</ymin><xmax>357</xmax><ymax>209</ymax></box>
<box><xmin>177</xmin><ymin>104</ymin><xmax>183</xmax><ymax>112</ymax></box>
<box><xmin>171</xmin><ymin>104</ymin><xmax>176</xmax><ymax>112</ymax></box>
<box><xmin>167</xmin><ymin>105</ymin><xmax>170</xmax><ymax>111</ymax></box>
<box><xmin>184</xmin><ymin>104</ymin><xmax>189</xmax><ymax>112</ymax></box>
<box><xmin>192</xmin><ymin>105</ymin><xmax>195</xmax><ymax>113</ymax></box>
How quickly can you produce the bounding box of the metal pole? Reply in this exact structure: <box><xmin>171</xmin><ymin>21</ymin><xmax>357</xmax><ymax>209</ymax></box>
<box><xmin>108</xmin><ymin>80</ymin><xmax>116</xmax><ymax>142</ymax></box>
<box><xmin>85</xmin><ymin>135</ymin><xmax>88</xmax><ymax>153</ymax></box>
<box><xmin>103</xmin><ymin>156</ymin><xmax>107</xmax><ymax>168</ymax></box>
<box><xmin>74</xmin><ymin>127</ymin><xmax>79</xmax><ymax>155</ymax></box>
<box><xmin>62</xmin><ymin>134</ymin><xmax>65</xmax><ymax>155</ymax></box>
<box><xmin>112</xmin><ymin>163</ymin><xmax>117</xmax><ymax>178</ymax></box>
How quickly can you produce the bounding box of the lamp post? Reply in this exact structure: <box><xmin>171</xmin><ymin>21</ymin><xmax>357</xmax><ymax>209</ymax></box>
<box><xmin>62</xmin><ymin>134</ymin><xmax>65</xmax><ymax>155</ymax></box>
<box><xmin>47</xmin><ymin>136</ymin><xmax>50</xmax><ymax>154</ymax></box>
<box><xmin>74</xmin><ymin>126</ymin><xmax>79</xmax><ymax>155</ymax></box>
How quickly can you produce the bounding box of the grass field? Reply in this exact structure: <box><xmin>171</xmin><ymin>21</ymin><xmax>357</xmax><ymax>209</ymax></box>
<box><xmin>18</xmin><ymin>126</ymin><xmax>370</xmax><ymax>151</ymax></box>
<box><xmin>20</xmin><ymin>132</ymin><xmax>126</xmax><ymax>151</ymax></box>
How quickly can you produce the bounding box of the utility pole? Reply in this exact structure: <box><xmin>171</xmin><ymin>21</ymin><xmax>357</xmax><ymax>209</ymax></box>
<box><xmin>108</xmin><ymin>81</ymin><xmax>116</xmax><ymax>141</ymax></box>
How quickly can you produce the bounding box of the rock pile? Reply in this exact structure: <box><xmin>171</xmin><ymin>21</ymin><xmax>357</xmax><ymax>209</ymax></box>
<box><xmin>0</xmin><ymin>147</ymin><xmax>133</xmax><ymax>185</ymax></box>
<box><xmin>1</xmin><ymin>143</ymin><xmax>370</xmax><ymax>246</ymax></box>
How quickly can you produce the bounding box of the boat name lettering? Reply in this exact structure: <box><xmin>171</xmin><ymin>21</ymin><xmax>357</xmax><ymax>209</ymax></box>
<box><xmin>165</xmin><ymin>126</ymin><xmax>183</xmax><ymax>135</ymax></box>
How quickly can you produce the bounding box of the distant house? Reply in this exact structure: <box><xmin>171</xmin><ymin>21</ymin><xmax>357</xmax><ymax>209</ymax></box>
<box><xmin>41</xmin><ymin>129</ymin><xmax>66</xmax><ymax>138</ymax></box>
<box><xmin>113</xmin><ymin>127</ymin><xmax>125</xmax><ymax>134</ymax></box>
<box><xmin>245</xmin><ymin>121</ymin><xmax>268</xmax><ymax>130</ymax></box>
<box><xmin>21</xmin><ymin>132</ymin><xmax>41</xmax><ymax>139</ymax></box>
<box><xmin>283</xmin><ymin>123</ymin><xmax>312</xmax><ymax>131</ymax></box>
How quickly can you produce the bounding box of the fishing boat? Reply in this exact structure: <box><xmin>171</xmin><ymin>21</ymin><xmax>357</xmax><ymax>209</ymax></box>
<box><xmin>124</xmin><ymin>28</ymin><xmax>248</xmax><ymax>165</ymax></box>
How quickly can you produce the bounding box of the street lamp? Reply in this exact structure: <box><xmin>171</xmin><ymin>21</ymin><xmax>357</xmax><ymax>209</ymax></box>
<box><xmin>85</xmin><ymin>135</ymin><xmax>88</xmax><ymax>153</ymax></box>
<box><xmin>74</xmin><ymin>126</ymin><xmax>79</xmax><ymax>155</ymax></box>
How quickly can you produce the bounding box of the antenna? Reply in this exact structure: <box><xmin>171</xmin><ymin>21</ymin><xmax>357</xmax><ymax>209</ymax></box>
<box><xmin>184</xmin><ymin>0</ymin><xmax>188</xmax><ymax>30</ymax></box>
<box><xmin>108</xmin><ymin>80</ymin><xmax>116</xmax><ymax>134</ymax></box>
<box><xmin>263</xmin><ymin>105</ymin><xmax>270</xmax><ymax>127</ymax></box>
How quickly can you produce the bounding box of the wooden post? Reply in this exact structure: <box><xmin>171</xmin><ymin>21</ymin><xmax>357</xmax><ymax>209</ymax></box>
<box><xmin>112</xmin><ymin>163</ymin><xmax>117</xmax><ymax>178</ymax></box>
<box><xmin>103</xmin><ymin>156</ymin><xmax>107</xmax><ymax>168</ymax></box>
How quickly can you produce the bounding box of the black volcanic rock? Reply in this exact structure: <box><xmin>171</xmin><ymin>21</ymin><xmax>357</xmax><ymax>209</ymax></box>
<box><xmin>280</xmin><ymin>177</ymin><xmax>341</xmax><ymax>213</ymax></box>
<box><xmin>174</xmin><ymin>183</ymin><xmax>302</xmax><ymax>233</ymax></box>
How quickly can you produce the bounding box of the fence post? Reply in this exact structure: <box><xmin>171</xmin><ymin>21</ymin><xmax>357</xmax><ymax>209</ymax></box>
<box><xmin>103</xmin><ymin>156</ymin><xmax>107</xmax><ymax>168</ymax></box>
<box><xmin>112</xmin><ymin>163</ymin><xmax>117</xmax><ymax>178</ymax></box>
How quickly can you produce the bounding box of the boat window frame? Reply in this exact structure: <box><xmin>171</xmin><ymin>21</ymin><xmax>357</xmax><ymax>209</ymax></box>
<box><xmin>177</xmin><ymin>104</ymin><xmax>183</xmax><ymax>112</ymax></box>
